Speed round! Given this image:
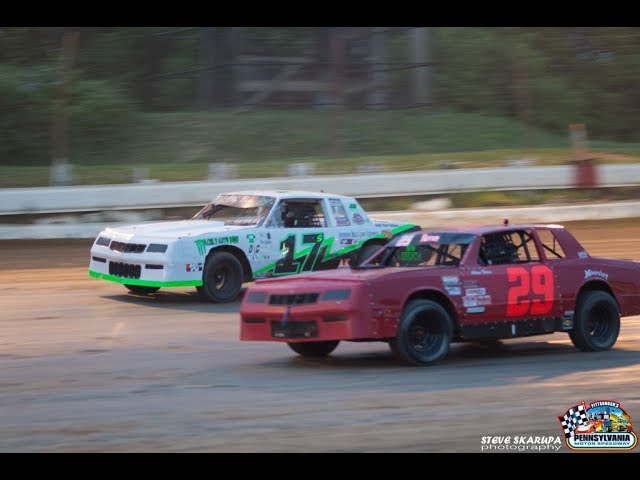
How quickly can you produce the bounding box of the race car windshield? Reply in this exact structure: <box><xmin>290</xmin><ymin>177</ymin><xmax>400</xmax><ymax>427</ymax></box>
<box><xmin>357</xmin><ymin>232</ymin><xmax>476</xmax><ymax>269</ymax></box>
<box><xmin>192</xmin><ymin>195</ymin><xmax>275</xmax><ymax>225</ymax></box>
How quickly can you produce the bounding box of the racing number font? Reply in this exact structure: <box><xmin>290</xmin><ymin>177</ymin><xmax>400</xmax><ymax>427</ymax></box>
<box><xmin>274</xmin><ymin>233</ymin><xmax>326</xmax><ymax>275</ymax></box>
<box><xmin>506</xmin><ymin>265</ymin><xmax>554</xmax><ymax>317</ymax></box>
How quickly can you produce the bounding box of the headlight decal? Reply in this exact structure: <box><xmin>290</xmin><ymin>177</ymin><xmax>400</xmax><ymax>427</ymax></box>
<box><xmin>147</xmin><ymin>243</ymin><xmax>168</xmax><ymax>253</ymax></box>
<box><xmin>246</xmin><ymin>291</ymin><xmax>268</xmax><ymax>304</ymax></box>
<box><xmin>322</xmin><ymin>289</ymin><xmax>351</xmax><ymax>301</ymax></box>
<box><xmin>96</xmin><ymin>236</ymin><xmax>111</xmax><ymax>247</ymax></box>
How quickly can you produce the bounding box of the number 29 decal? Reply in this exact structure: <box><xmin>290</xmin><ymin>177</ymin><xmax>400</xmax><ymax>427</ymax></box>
<box><xmin>506</xmin><ymin>265</ymin><xmax>554</xmax><ymax>317</ymax></box>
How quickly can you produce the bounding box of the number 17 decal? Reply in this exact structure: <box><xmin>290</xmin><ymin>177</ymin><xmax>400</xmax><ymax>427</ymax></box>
<box><xmin>506</xmin><ymin>265</ymin><xmax>554</xmax><ymax>317</ymax></box>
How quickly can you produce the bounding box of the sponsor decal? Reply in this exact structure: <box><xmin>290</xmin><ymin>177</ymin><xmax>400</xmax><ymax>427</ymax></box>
<box><xmin>562</xmin><ymin>310</ymin><xmax>574</xmax><ymax>330</ymax></box>
<box><xmin>578</xmin><ymin>250</ymin><xmax>589</xmax><ymax>259</ymax></box>
<box><xmin>376</xmin><ymin>222</ymin><xmax>398</xmax><ymax>228</ymax></box>
<box><xmin>463</xmin><ymin>280</ymin><xmax>479</xmax><ymax>288</ymax></box>
<box><xmin>558</xmin><ymin>400</ymin><xmax>637</xmax><ymax>451</ymax></box>
<box><xmin>420</xmin><ymin>234</ymin><xmax>440</xmax><ymax>243</ymax></box>
<box><xmin>246</xmin><ymin>233</ymin><xmax>256</xmax><ymax>243</ymax></box>
<box><xmin>352</xmin><ymin>213</ymin><xmax>364</xmax><ymax>225</ymax></box>
<box><xmin>186</xmin><ymin>263</ymin><xmax>203</xmax><ymax>272</ymax></box>
<box><xmin>465</xmin><ymin>287</ymin><xmax>486</xmax><ymax>296</ymax></box>
<box><xmin>466</xmin><ymin>306</ymin><xmax>485</xmax><ymax>314</ymax></box>
<box><xmin>442</xmin><ymin>275</ymin><xmax>460</xmax><ymax>286</ymax></box>
<box><xmin>400</xmin><ymin>246</ymin><xmax>422</xmax><ymax>263</ymax></box>
<box><xmin>340</xmin><ymin>238</ymin><xmax>355</xmax><ymax>245</ymax></box>
<box><xmin>463</xmin><ymin>295</ymin><xmax>492</xmax><ymax>307</ymax></box>
<box><xmin>584</xmin><ymin>269</ymin><xmax>608</xmax><ymax>280</ymax></box>
<box><xmin>340</xmin><ymin>231</ymin><xmax>379</xmax><ymax>239</ymax></box>
<box><xmin>470</xmin><ymin>268</ymin><xmax>493</xmax><ymax>275</ymax></box>
<box><xmin>395</xmin><ymin>234</ymin><xmax>413</xmax><ymax>247</ymax></box>
<box><xmin>349</xmin><ymin>203</ymin><xmax>357</xmax><ymax>209</ymax></box>
<box><xmin>382</xmin><ymin>229</ymin><xmax>393</xmax><ymax>239</ymax></box>
<box><xmin>445</xmin><ymin>286</ymin><xmax>461</xmax><ymax>296</ymax></box>
<box><xmin>330</xmin><ymin>199</ymin><xmax>350</xmax><ymax>226</ymax></box>
<box><xmin>195</xmin><ymin>235</ymin><xmax>239</xmax><ymax>255</ymax></box>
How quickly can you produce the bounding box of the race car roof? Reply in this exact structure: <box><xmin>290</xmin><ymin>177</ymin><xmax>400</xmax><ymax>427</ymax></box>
<box><xmin>216</xmin><ymin>190</ymin><xmax>355</xmax><ymax>201</ymax></box>
<box><xmin>414</xmin><ymin>223</ymin><xmax>566</xmax><ymax>236</ymax></box>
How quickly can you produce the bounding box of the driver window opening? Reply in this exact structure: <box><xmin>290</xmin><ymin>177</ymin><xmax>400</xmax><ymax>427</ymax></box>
<box><xmin>275</xmin><ymin>200</ymin><xmax>326</xmax><ymax>228</ymax></box>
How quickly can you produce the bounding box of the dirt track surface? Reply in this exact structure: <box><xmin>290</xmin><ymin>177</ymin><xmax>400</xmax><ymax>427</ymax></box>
<box><xmin>1</xmin><ymin>219</ymin><xmax>640</xmax><ymax>453</ymax></box>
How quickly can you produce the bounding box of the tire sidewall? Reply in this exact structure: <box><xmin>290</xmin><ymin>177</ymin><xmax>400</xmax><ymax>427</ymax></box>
<box><xmin>203</xmin><ymin>251</ymin><xmax>243</xmax><ymax>303</ymax></box>
<box><xmin>395</xmin><ymin>299</ymin><xmax>453</xmax><ymax>365</ymax></box>
<box><xmin>571</xmin><ymin>291</ymin><xmax>620</xmax><ymax>351</ymax></box>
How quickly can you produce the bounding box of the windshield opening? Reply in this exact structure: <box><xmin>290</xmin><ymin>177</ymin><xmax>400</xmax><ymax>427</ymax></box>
<box><xmin>192</xmin><ymin>195</ymin><xmax>275</xmax><ymax>226</ymax></box>
<box><xmin>356</xmin><ymin>232</ymin><xmax>476</xmax><ymax>269</ymax></box>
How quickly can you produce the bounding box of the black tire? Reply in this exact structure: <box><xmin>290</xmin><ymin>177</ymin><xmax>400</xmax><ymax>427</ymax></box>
<box><xmin>393</xmin><ymin>299</ymin><xmax>453</xmax><ymax>365</ymax></box>
<box><xmin>388</xmin><ymin>338</ymin><xmax>403</xmax><ymax>361</ymax></box>
<box><xmin>569</xmin><ymin>290</ymin><xmax>620</xmax><ymax>352</ymax></box>
<box><xmin>287</xmin><ymin>341</ymin><xmax>340</xmax><ymax>357</ymax></box>
<box><xmin>201</xmin><ymin>251</ymin><xmax>244</xmax><ymax>303</ymax></box>
<box><xmin>125</xmin><ymin>285</ymin><xmax>160</xmax><ymax>295</ymax></box>
<box><xmin>350</xmin><ymin>243</ymin><xmax>383</xmax><ymax>267</ymax></box>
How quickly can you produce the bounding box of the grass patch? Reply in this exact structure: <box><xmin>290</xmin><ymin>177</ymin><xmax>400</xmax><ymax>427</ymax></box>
<box><xmin>3</xmin><ymin>109</ymin><xmax>640</xmax><ymax>188</ymax></box>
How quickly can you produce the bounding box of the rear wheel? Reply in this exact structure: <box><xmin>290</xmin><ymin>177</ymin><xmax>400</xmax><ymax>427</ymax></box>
<box><xmin>125</xmin><ymin>285</ymin><xmax>160</xmax><ymax>295</ymax></box>
<box><xmin>569</xmin><ymin>290</ymin><xmax>620</xmax><ymax>351</ymax></box>
<box><xmin>201</xmin><ymin>251</ymin><xmax>244</xmax><ymax>303</ymax></box>
<box><xmin>287</xmin><ymin>341</ymin><xmax>340</xmax><ymax>357</ymax></box>
<box><xmin>393</xmin><ymin>299</ymin><xmax>453</xmax><ymax>365</ymax></box>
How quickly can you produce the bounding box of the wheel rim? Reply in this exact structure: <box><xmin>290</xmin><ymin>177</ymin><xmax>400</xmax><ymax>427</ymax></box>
<box><xmin>212</xmin><ymin>264</ymin><xmax>231</xmax><ymax>290</ymax></box>
<box><xmin>408</xmin><ymin>312</ymin><xmax>445</xmax><ymax>355</ymax></box>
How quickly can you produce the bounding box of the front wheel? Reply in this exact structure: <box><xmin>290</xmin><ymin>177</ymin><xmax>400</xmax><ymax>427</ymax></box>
<box><xmin>392</xmin><ymin>299</ymin><xmax>453</xmax><ymax>365</ymax></box>
<box><xmin>201</xmin><ymin>251</ymin><xmax>244</xmax><ymax>303</ymax></box>
<box><xmin>569</xmin><ymin>290</ymin><xmax>620</xmax><ymax>351</ymax></box>
<box><xmin>287</xmin><ymin>341</ymin><xmax>340</xmax><ymax>357</ymax></box>
<box><xmin>125</xmin><ymin>285</ymin><xmax>160</xmax><ymax>295</ymax></box>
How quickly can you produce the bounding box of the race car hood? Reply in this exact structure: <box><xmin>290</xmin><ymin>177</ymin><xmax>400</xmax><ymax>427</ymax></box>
<box><xmin>102</xmin><ymin>220</ymin><xmax>254</xmax><ymax>241</ymax></box>
<box><xmin>254</xmin><ymin>265</ymin><xmax>446</xmax><ymax>287</ymax></box>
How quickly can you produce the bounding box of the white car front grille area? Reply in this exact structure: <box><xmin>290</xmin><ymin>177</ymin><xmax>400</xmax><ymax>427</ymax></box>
<box><xmin>90</xmin><ymin>239</ymin><xmax>171</xmax><ymax>282</ymax></box>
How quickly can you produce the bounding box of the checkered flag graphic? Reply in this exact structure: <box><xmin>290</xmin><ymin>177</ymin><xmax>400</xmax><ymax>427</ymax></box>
<box><xmin>558</xmin><ymin>402</ymin><xmax>588</xmax><ymax>438</ymax></box>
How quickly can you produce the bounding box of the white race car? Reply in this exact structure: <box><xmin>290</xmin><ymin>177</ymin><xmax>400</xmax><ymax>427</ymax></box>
<box><xmin>88</xmin><ymin>190</ymin><xmax>419</xmax><ymax>302</ymax></box>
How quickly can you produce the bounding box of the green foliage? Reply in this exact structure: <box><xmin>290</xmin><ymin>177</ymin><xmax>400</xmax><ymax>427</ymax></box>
<box><xmin>530</xmin><ymin>76</ymin><xmax>589</xmax><ymax>134</ymax></box>
<box><xmin>0</xmin><ymin>64</ymin><xmax>55</xmax><ymax>165</ymax></box>
<box><xmin>4</xmin><ymin>27</ymin><xmax>640</xmax><ymax>170</ymax></box>
<box><xmin>68</xmin><ymin>79</ymin><xmax>138</xmax><ymax>164</ymax></box>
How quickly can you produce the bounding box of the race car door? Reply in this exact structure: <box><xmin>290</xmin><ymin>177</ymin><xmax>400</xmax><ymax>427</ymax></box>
<box><xmin>462</xmin><ymin>230</ymin><xmax>558</xmax><ymax>330</ymax></box>
<box><xmin>265</xmin><ymin>198</ymin><xmax>338</xmax><ymax>276</ymax></box>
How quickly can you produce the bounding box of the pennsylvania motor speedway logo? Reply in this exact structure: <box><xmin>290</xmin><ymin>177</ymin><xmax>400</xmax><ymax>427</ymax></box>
<box><xmin>558</xmin><ymin>400</ymin><xmax>638</xmax><ymax>451</ymax></box>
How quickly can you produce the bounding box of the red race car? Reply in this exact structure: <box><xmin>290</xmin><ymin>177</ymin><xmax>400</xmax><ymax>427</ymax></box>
<box><xmin>240</xmin><ymin>221</ymin><xmax>640</xmax><ymax>365</ymax></box>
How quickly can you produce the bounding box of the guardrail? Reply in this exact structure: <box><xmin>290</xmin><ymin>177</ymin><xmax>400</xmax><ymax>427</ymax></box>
<box><xmin>2</xmin><ymin>163</ymin><xmax>640</xmax><ymax>216</ymax></box>
<box><xmin>3</xmin><ymin>201</ymin><xmax>640</xmax><ymax>240</ymax></box>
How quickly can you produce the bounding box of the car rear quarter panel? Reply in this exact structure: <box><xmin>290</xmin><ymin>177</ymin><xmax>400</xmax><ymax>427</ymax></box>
<box><xmin>590</xmin><ymin>258</ymin><xmax>640</xmax><ymax>317</ymax></box>
<box><xmin>551</xmin><ymin>257</ymin><xmax>640</xmax><ymax>317</ymax></box>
